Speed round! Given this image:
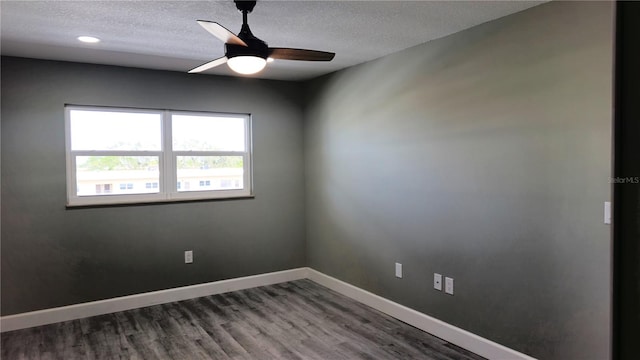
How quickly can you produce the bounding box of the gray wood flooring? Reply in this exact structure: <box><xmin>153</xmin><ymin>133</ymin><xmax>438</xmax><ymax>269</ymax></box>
<box><xmin>1</xmin><ymin>279</ymin><xmax>484</xmax><ymax>360</ymax></box>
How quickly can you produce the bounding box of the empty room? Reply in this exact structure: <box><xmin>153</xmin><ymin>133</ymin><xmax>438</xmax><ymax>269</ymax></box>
<box><xmin>2</xmin><ymin>1</ymin><xmax>638</xmax><ymax>359</ymax></box>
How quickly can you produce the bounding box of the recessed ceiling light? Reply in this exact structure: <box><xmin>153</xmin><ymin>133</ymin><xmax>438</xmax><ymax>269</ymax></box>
<box><xmin>77</xmin><ymin>36</ymin><xmax>100</xmax><ymax>43</ymax></box>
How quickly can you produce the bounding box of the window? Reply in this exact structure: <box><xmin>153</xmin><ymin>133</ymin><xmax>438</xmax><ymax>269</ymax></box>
<box><xmin>65</xmin><ymin>106</ymin><xmax>252</xmax><ymax>206</ymax></box>
<box><xmin>145</xmin><ymin>182</ymin><xmax>159</xmax><ymax>189</ymax></box>
<box><xmin>95</xmin><ymin>184</ymin><xmax>112</xmax><ymax>194</ymax></box>
<box><xmin>220</xmin><ymin>179</ymin><xmax>240</xmax><ymax>189</ymax></box>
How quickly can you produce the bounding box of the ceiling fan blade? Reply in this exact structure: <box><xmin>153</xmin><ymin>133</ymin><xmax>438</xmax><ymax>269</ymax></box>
<box><xmin>268</xmin><ymin>48</ymin><xmax>335</xmax><ymax>61</ymax></box>
<box><xmin>188</xmin><ymin>56</ymin><xmax>228</xmax><ymax>73</ymax></box>
<box><xmin>196</xmin><ymin>20</ymin><xmax>247</xmax><ymax>47</ymax></box>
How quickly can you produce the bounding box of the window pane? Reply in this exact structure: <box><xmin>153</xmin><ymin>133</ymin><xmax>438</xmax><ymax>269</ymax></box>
<box><xmin>75</xmin><ymin>156</ymin><xmax>160</xmax><ymax>196</ymax></box>
<box><xmin>70</xmin><ymin>110</ymin><xmax>161</xmax><ymax>150</ymax></box>
<box><xmin>176</xmin><ymin>156</ymin><xmax>243</xmax><ymax>192</ymax></box>
<box><xmin>172</xmin><ymin>115</ymin><xmax>245</xmax><ymax>151</ymax></box>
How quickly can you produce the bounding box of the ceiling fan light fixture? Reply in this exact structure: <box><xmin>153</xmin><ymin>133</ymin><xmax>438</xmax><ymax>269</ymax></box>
<box><xmin>227</xmin><ymin>55</ymin><xmax>266</xmax><ymax>75</ymax></box>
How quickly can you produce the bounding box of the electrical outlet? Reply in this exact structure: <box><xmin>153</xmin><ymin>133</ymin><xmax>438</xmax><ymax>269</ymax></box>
<box><xmin>445</xmin><ymin>277</ymin><xmax>454</xmax><ymax>295</ymax></box>
<box><xmin>434</xmin><ymin>273</ymin><xmax>442</xmax><ymax>291</ymax></box>
<box><xmin>185</xmin><ymin>250</ymin><xmax>193</xmax><ymax>264</ymax></box>
<box><xmin>395</xmin><ymin>263</ymin><xmax>403</xmax><ymax>278</ymax></box>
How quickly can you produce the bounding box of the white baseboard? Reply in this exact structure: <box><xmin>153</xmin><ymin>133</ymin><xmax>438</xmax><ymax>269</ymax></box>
<box><xmin>1</xmin><ymin>267</ymin><xmax>534</xmax><ymax>360</ymax></box>
<box><xmin>0</xmin><ymin>268</ymin><xmax>307</xmax><ymax>333</ymax></box>
<box><xmin>305</xmin><ymin>268</ymin><xmax>536</xmax><ymax>360</ymax></box>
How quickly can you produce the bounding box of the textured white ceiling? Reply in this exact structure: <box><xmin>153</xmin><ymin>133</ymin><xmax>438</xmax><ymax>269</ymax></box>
<box><xmin>1</xmin><ymin>1</ymin><xmax>544</xmax><ymax>81</ymax></box>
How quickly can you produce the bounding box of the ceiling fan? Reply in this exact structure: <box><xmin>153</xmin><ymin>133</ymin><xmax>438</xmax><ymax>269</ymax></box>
<box><xmin>189</xmin><ymin>0</ymin><xmax>335</xmax><ymax>75</ymax></box>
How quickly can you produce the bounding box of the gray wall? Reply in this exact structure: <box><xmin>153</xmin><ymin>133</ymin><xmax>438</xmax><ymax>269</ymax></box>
<box><xmin>1</xmin><ymin>57</ymin><xmax>306</xmax><ymax>315</ymax></box>
<box><xmin>304</xmin><ymin>2</ymin><xmax>613</xmax><ymax>359</ymax></box>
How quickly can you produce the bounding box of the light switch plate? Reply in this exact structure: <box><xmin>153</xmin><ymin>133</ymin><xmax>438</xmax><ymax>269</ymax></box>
<box><xmin>434</xmin><ymin>273</ymin><xmax>442</xmax><ymax>291</ymax></box>
<box><xmin>445</xmin><ymin>277</ymin><xmax>454</xmax><ymax>295</ymax></box>
<box><xmin>604</xmin><ymin>201</ymin><xmax>611</xmax><ymax>225</ymax></box>
<box><xmin>185</xmin><ymin>250</ymin><xmax>193</xmax><ymax>264</ymax></box>
<box><xmin>395</xmin><ymin>263</ymin><xmax>403</xmax><ymax>278</ymax></box>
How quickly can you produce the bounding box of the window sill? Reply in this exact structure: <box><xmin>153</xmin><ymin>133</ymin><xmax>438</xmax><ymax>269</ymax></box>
<box><xmin>65</xmin><ymin>195</ymin><xmax>256</xmax><ymax>209</ymax></box>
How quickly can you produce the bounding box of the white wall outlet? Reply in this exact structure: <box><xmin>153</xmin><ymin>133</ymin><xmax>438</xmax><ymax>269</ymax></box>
<box><xmin>604</xmin><ymin>201</ymin><xmax>611</xmax><ymax>225</ymax></box>
<box><xmin>434</xmin><ymin>273</ymin><xmax>443</xmax><ymax>291</ymax></box>
<box><xmin>445</xmin><ymin>277</ymin><xmax>454</xmax><ymax>295</ymax></box>
<box><xmin>185</xmin><ymin>250</ymin><xmax>193</xmax><ymax>264</ymax></box>
<box><xmin>395</xmin><ymin>263</ymin><xmax>403</xmax><ymax>278</ymax></box>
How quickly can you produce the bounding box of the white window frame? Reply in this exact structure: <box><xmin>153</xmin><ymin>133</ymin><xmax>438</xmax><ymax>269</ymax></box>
<box><xmin>65</xmin><ymin>105</ymin><xmax>253</xmax><ymax>207</ymax></box>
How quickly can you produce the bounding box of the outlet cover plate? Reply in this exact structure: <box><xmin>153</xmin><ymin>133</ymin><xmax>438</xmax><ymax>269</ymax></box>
<box><xmin>185</xmin><ymin>250</ymin><xmax>193</xmax><ymax>264</ymax></box>
<box><xmin>434</xmin><ymin>273</ymin><xmax>443</xmax><ymax>291</ymax></box>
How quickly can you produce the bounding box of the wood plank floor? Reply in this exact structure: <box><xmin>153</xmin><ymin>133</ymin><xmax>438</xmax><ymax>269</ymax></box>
<box><xmin>1</xmin><ymin>279</ymin><xmax>484</xmax><ymax>360</ymax></box>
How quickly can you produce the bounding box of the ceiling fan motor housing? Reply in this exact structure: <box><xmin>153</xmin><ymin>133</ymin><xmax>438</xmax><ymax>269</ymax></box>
<box><xmin>226</xmin><ymin>42</ymin><xmax>268</xmax><ymax>60</ymax></box>
<box><xmin>226</xmin><ymin>22</ymin><xmax>269</xmax><ymax>60</ymax></box>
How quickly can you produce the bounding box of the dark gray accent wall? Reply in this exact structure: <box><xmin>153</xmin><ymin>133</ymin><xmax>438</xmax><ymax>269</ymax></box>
<box><xmin>1</xmin><ymin>57</ymin><xmax>306</xmax><ymax>315</ymax></box>
<box><xmin>304</xmin><ymin>2</ymin><xmax>613</xmax><ymax>359</ymax></box>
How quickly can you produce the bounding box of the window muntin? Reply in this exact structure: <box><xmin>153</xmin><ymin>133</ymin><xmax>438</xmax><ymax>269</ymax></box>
<box><xmin>65</xmin><ymin>106</ymin><xmax>252</xmax><ymax>206</ymax></box>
